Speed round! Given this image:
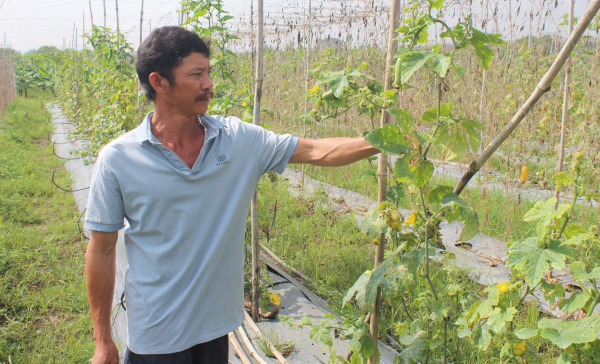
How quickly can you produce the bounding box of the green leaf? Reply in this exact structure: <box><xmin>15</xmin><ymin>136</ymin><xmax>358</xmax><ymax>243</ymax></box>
<box><xmin>440</xmin><ymin>193</ymin><xmax>469</xmax><ymax>208</ymax></box>
<box><xmin>430</xmin><ymin>53</ymin><xmax>452</xmax><ymax>77</ymax></box>
<box><xmin>563</xmin><ymin>224</ymin><xmax>586</xmax><ymax>239</ymax></box>
<box><xmin>397</xmin><ymin>338</ymin><xmax>425</xmax><ymax>364</ymax></box>
<box><xmin>359</xmin><ymin>169</ymin><xmax>377</xmax><ymax>181</ymax></box>
<box><xmin>359</xmin><ymin>207</ymin><xmax>388</xmax><ymax>238</ymax></box>
<box><xmin>461</xmin><ymin>212</ymin><xmax>479</xmax><ymax>241</ymax></box>
<box><xmin>343</xmin><ymin>272</ymin><xmax>371</xmax><ymax>309</ymax></box>
<box><xmin>398</xmin><ymin>322</ymin><xmax>426</xmax><ymax>346</ymax></box>
<box><xmin>393</xmin><ymin>154</ymin><xmax>416</xmax><ymax>183</ymax></box>
<box><xmin>429</xmin><ymin>186</ymin><xmax>454</xmax><ymax>204</ymax></box>
<box><xmin>412</xmin><ymin>160</ymin><xmax>434</xmax><ymax>188</ymax></box>
<box><xmin>388</xmin><ymin>185</ymin><xmax>405</xmax><ymax>203</ymax></box>
<box><xmin>472</xmin><ymin>322</ymin><xmax>493</xmax><ymax>350</ymax></box>
<box><xmin>487</xmin><ymin>307</ymin><xmax>518</xmax><ymax>334</ymax></box>
<box><xmin>569</xmin><ymin>261</ymin><xmax>600</xmax><ymax>285</ymax></box>
<box><xmin>506</xmin><ymin>238</ymin><xmax>572</xmax><ymax>287</ymax></box>
<box><xmin>562</xmin><ymin>233</ymin><xmax>593</xmax><ymax>246</ymax></box>
<box><xmin>420</xmin><ymin>102</ymin><xmax>453</xmax><ymax>123</ymax></box>
<box><xmin>515</xmin><ymin>327</ymin><xmax>540</xmax><ymax>340</ymax></box>
<box><xmin>523</xmin><ymin>198</ymin><xmax>571</xmax><ymax>240</ymax></box>
<box><xmin>462</xmin><ymin>118</ymin><xmax>484</xmax><ymax>152</ymax></box>
<box><xmin>310</xmin><ymin>320</ymin><xmax>333</xmax><ymax>347</ymax></box>
<box><xmin>366</xmin><ymin>125</ymin><xmax>413</xmax><ymax>155</ymax></box>
<box><xmin>430</xmin><ymin>0</ymin><xmax>444</xmax><ymax>9</ymax></box>
<box><xmin>387</xmin><ymin>107</ymin><xmax>413</xmax><ymax>133</ymax></box>
<box><xmin>540</xmin><ymin>279</ymin><xmax>566</xmax><ymax>306</ymax></box>
<box><xmin>398</xmin><ymin>52</ymin><xmax>434</xmax><ymax>85</ymax></box>
<box><xmin>558</xmin><ymin>290</ymin><xmax>591</xmax><ymax>315</ymax></box>
<box><xmin>467</xmin><ymin>39</ymin><xmax>494</xmax><ymax>69</ymax></box>
<box><xmin>538</xmin><ymin>317</ymin><xmax>600</xmax><ymax>349</ymax></box>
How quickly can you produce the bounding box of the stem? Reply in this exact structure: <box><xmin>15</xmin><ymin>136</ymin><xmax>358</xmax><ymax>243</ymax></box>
<box><xmin>401</xmin><ymin>294</ymin><xmax>413</xmax><ymax>321</ymax></box>
<box><xmin>432</xmin><ymin>18</ymin><xmax>458</xmax><ymax>49</ymax></box>
<box><xmin>419</xmin><ymin>188</ymin><xmax>438</xmax><ymax>301</ymax></box>
<box><xmin>444</xmin><ymin>321</ymin><xmax>448</xmax><ymax>364</ymax></box>
<box><xmin>586</xmin><ymin>290</ymin><xmax>600</xmax><ymax>318</ymax></box>
<box><xmin>557</xmin><ymin>178</ymin><xmax>579</xmax><ymax>240</ymax></box>
<box><xmin>423</xmin><ymin>81</ymin><xmax>442</xmax><ymax>159</ymax></box>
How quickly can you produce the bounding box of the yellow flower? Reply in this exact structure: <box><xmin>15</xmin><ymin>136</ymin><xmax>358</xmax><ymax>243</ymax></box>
<box><xmin>241</xmin><ymin>102</ymin><xmax>247</xmax><ymax>107</ymax></box>
<box><xmin>406</xmin><ymin>214</ymin><xmax>416</xmax><ymax>224</ymax></box>
<box><xmin>365</xmin><ymin>270</ymin><xmax>373</xmax><ymax>275</ymax></box>
<box><xmin>520</xmin><ymin>166</ymin><xmax>528</xmax><ymax>184</ymax></box>
<box><xmin>497</xmin><ymin>281</ymin><xmax>509</xmax><ymax>293</ymax></box>
<box><xmin>513</xmin><ymin>341</ymin><xmax>526</xmax><ymax>356</ymax></box>
<box><xmin>268</xmin><ymin>291</ymin><xmax>281</xmax><ymax>306</ymax></box>
<box><xmin>310</xmin><ymin>84</ymin><xmax>320</xmax><ymax>92</ymax></box>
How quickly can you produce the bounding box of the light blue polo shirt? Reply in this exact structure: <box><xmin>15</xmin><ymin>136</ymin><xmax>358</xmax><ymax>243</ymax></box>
<box><xmin>85</xmin><ymin>112</ymin><xmax>298</xmax><ymax>354</ymax></box>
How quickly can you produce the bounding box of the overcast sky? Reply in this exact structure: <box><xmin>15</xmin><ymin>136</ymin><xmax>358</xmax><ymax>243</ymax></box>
<box><xmin>0</xmin><ymin>0</ymin><xmax>594</xmax><ymax>54</ymax></box>
<box><xmin>0</xmin><ymin>0</ymin><xmax>254</xmax><ymax>53</ymax></box>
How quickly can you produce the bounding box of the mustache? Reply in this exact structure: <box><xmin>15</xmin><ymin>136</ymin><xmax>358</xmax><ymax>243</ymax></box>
<box><xmin>196</xmin><ymin>92</ymin><xmax>214</xmax><ymax>101</ymax></box>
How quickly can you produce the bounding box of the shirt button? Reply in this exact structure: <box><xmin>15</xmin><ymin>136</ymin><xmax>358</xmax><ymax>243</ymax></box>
<box><xmin>179</xmin><ymin>163</ymin><xmax>185</xmax><ymax>168</ymax></box>
<box><xmin>166</xmin><ymin>152</ymin><xmax>173</xmax><ymax>157</ymax></box>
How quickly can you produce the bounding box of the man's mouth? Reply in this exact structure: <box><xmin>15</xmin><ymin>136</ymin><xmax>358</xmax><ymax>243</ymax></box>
<box><xmin>197</xmin><ymin>93</ymin><xmax>213</xmax><ymax>102</ymax></box>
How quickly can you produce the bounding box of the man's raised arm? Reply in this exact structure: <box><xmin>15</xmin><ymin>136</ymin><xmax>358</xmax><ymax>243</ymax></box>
<box><xmin>289</xmin><ymin>137</ymin><xmax>379</xmax><ymax>167</ymax></box>
<box><xmin>86</xmin><ymin>230</ymin><xmax>120</xmax><ymax>364</ymax></box>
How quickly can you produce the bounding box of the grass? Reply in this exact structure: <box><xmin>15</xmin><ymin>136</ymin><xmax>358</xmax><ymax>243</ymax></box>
<box><xmin>0</xmin><ymin>90</ymin><xmax>94</xmax><ymax>363</ymax></box>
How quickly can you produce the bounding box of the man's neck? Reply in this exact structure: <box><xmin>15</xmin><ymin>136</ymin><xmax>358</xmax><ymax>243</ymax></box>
<box><xmin>150</xmin><ymin>103</ymin><xmax>204</xmax><ymax>147</ymax></box>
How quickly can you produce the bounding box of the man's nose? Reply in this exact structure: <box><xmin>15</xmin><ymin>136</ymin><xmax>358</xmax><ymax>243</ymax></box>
<box><xmin>203</xmin><ymin>76</ymin><xmax>213</xmax><ymax>91</ymax></box>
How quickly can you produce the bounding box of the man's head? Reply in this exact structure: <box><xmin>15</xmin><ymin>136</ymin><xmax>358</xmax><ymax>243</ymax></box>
<box><xmin>136</xmin><ymin>26</ymin><xmax>213</xmax><ymax>115</ymax></box>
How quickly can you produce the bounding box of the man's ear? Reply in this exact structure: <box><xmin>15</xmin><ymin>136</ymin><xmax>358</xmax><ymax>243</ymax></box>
<box><xmin>149</xmin><ymin>72</ymin><xmax>169</xmax><ymax>97</ymax></box>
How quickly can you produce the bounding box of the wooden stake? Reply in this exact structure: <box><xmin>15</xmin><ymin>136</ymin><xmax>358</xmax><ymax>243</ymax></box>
<box><xmin>244</xmin><ymin>311</ymin><xmax>289</xmax><ymax>364</ymax></box>
<box><xmin>137</xmin><ymin>0</ymin><xmax>144</xmax><ymax>111</ymax></box>
<box><xmin>556</xmin><ymin>0</ymin><xmax>575</xmax><ymax>175</ymax></box>
<box><xmin>89</xmin><ymin>0</ymin><xmax>94</xmax><ymax>27</ymax></box>
<box><xmin>251</xmin><ymin>0</ymin><xmax>265</xmax><ymax>323</ymax></box>
<box><xmin>370</xmin><ymin>1</ymin><xmax>400</xmax><ymax>363</ymax></box>
<box><xmin>115</xmin><ymin>0</ymin><xmax>120</xmax><ymax>32</ymax></box>
<box><xmin>454</xmin><ymin>0</ymin><xmax>600</xmax><ymax>196</ymax></box>
<box><xmin>300</xmin><ymin>0</ymin><xmax>312</xmax><ymax>191</ymax></box>
<box><xmin>228</xmin><ymin>333</ymin><xmax>252</xmax><ymax>364</ymax></box>
<box><xmin>237</xmin><ymin>327</ymin><xmax>269</xmax><ymax>364</ymax></box>
<box><xmin>103</xmin><ymin>0</ymin><xmax>107</xmax><ymax>28</ymax></box>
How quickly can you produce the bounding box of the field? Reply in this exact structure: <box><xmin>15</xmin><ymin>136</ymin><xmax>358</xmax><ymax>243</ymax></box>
<box><xmin>2</xmin><ymin>0</ymin><xmax>600</xmax><ymax>363</ymax></box>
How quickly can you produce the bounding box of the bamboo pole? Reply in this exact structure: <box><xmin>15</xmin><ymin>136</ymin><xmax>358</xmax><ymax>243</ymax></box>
<box><xmin>250</xmin><ymin>0</ymin><xmax>265</xmax><ymax>323</ymax></box>
<box><xmin>89</xmin><ymin>0</ymin><xmax>94</xmax><ymax>27</ymax></box>
<box><xmin>244</xmin><ymin>311</ymin><xmax>289</xmax><ymax>364</ymax></box>
<box><xmin>137</xmin><ymin>0</ymin><xmax>144</xmax><ymax>112</ymax></box>
<box><xmin>556</xmin><ymin>0</ymin><xmax>575</xmax><ymax>175</ymax></box>
<box><xmin>228</xmin><ymin>333</ymin><xmax>252</xmax><ymax>364</ymax></box>
<box><xmin>237</xmin><ymin>327</ymin><xmax>269</xmax><ymax>364</ymax></box>
<box><xmin>454</xmin><ymin>0</ymin><xmax>600</xmax><ymax>196</ymax></box>
<box><xmin>103</xmin><ymin>0</ymin><xmax>106</xmax><ymax>27</ymax></box>
<box><xmin>300</xmin><ymin>0</ymin><xmax>312</xmax><ymax>191</ymax></box>
<box><xmin>369</xmin><ymin>1</ymin><xmax>400</xmax><ymax>363</ymax></box>
<box><xmin>115</xmin><ymin>0</ymin><xmax>120</xmax><ymax>32</ymax></box>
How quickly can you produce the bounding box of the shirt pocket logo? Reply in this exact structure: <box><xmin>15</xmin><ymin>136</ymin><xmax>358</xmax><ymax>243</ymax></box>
<box><xmin>216</xmin><ymin>155</ymin><xmax>229</xmax><ymax>166</ymax></box>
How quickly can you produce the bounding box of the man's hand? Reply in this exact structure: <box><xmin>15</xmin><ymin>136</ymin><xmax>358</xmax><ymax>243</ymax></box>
<box><xmin>86</xmin><ymin>230</ymin><xmax>119</xmax><ymax>364</ymax></box>
<box><xmin>289</xmin><ymin>137</ymin><xmax>379</xmax><ymax>167</ymax></box>
<box><xmin>91</xmin><ymin>340</ymin><xmax>119</xmax><ymax>364</ymax></box>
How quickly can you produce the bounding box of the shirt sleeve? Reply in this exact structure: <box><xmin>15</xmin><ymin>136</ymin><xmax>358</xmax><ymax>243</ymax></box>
<box><xmin>249</xmin><ymin>124</ymin><xmax>299</xmax><ymax>175</ymax></box>
<box><xmin>84</xmin><ymin>150</ymin><xmax>125</xmax><ymax>232</ymax></box>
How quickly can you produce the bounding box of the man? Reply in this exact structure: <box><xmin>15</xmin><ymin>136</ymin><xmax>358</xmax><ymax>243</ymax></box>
<box><xmin>86</xmin><ymin>26</ymin><xmax>378</xmax><ymax>364</ymax></box>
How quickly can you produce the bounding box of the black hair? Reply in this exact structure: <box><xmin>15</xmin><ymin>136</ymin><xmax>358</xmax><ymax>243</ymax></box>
<box><xmin>136</xmin><ymin>26</ymin><xmax>210</xmax><ymax>101</ymax></box>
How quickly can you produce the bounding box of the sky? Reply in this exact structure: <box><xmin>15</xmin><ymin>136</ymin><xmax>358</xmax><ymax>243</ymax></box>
<box><xmin>0</xmin><ymin>0</ymin><xmax>595</xmax><ymax>54</ymax></box>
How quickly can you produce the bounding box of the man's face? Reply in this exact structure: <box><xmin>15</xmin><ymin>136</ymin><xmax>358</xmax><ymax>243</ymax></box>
<box><xmin>167</xmin><ymin>52</ymin><xmax>213</xmax><ymax>116</ymax></box>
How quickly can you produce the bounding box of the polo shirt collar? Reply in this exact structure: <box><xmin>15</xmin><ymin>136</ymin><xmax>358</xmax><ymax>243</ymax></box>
<box><xmin>133</xmin><ymin>111</ymin><xmax>226</xmax><ymax>144</ymax></box>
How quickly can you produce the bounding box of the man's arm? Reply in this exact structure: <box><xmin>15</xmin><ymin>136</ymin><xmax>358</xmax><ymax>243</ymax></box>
<box><xmin>289</xmin><ymin>137</ymin><xmax>379</xmax><ymax>167</ymax></box>
<box><xmin>86</xmin><ymin>230</ymin><xmax>119</xmax><ymax>364</ymax></box>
